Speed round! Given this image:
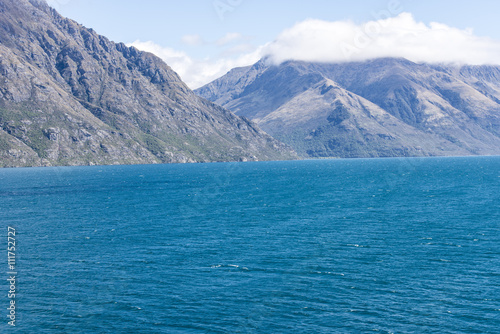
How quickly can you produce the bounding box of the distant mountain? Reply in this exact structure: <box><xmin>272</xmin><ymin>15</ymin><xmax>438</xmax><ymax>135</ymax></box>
<box><xmin>196</xmin><ymin>57</ymin><xmax>500</xmax><ymax>158</ymax></box>
<box><xmin>0</xmin><ymin>0</ymin><xmax>296</xmax><ymax>167</ymax></box>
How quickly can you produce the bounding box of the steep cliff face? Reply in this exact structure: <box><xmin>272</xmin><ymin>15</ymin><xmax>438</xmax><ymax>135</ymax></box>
<box><xmin>197</xmin><ymin>58</ymin><xmax>500</xmax><ymax>158</ymax></box>
<box><xmin>0</xmin><ymin>0</ymin><xmax>296</xmax><ymax>167</ymax></box>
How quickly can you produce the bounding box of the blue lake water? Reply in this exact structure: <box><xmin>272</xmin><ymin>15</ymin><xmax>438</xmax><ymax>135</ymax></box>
<box><xmin>1</xmin><ymin>156</ymin><xmax>499</xmax><ymax>333</ymax></box>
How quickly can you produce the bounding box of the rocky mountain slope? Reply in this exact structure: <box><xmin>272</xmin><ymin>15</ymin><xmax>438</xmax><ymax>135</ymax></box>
<box><xmin>196</xmin><ymin>58</ymin><xmax>500</xmax><ymax>158</ymax></box>
<box><xmin>0</xmin><ymin>0</ymin><xmax>296</xmax><ymax>167</ymax></box>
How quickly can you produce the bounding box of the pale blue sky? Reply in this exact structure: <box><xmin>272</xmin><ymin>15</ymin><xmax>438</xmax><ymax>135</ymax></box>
<box><xmin>47</xmin><ymin>0</ymin><xmax>500</xmax><ymax>88</ymax></box>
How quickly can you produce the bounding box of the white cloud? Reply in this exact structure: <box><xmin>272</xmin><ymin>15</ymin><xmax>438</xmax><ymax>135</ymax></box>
<box><xmin>130</xmin><ymin>13</ymin><xmax>500</xmax><ymax>88</ymax></box>
<box><xmin>263</xmin><ymin>13</ymin><xmax>500</xmax><ymax>66</ymax></box>
<box><xmin>128</xmin><ymin>40</ymin><xmax>264</xmax><ymax>89</ymax></box>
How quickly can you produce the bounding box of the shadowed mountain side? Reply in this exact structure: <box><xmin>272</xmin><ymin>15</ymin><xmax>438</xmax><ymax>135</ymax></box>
<box><xmin>0</xmin><ymin>0</ymin><xmax>297</xmax><ymax>167</ymax></box>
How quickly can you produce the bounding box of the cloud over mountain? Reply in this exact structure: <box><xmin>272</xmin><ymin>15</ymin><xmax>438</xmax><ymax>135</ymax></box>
<box><xmin>263</xmin><ymin>13</ymin><xmax>500</xmax><ymax>66</ymax></box>
<box><xmin>131</xmin><ymin>13</ymin><xmax>500</xmax><ymax>88</ymax></box>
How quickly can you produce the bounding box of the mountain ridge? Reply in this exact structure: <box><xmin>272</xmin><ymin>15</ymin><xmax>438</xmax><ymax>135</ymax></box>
<box><xmin>196</xmin><ymin>57</ymin><xmax>500</xmax><ymax>158</ymax></box>
<box><xmin>0</xmin><ymin>0</ymin><xmax>297</xmax><ymax>167</ymax></box>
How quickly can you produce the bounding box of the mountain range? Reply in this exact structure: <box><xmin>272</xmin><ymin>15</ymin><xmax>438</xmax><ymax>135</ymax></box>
<box><xmin>0</xmin><ymin>0</ymin><xmax>296</xmax><ymax>167</ymax></box>
<box><xmin>3</xmin><ymin>0</ymin><xmax>499</xmax><ymax>166</ymax></box>
<box><xmin>196</xmin><ymin>57</ymin><xmax>500</xmax><ymax>158</ymax></box>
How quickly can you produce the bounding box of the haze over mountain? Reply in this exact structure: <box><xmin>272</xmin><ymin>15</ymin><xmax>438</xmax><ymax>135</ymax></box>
<box><xmin>0</xmin><ymin>0</ymin><xmax>296</xmax><ymax>167</ymax></box>
<box><xmin>196</xmin><ymin>57</ymin><xmax>500</xmax><ymax>158</ymax></box>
